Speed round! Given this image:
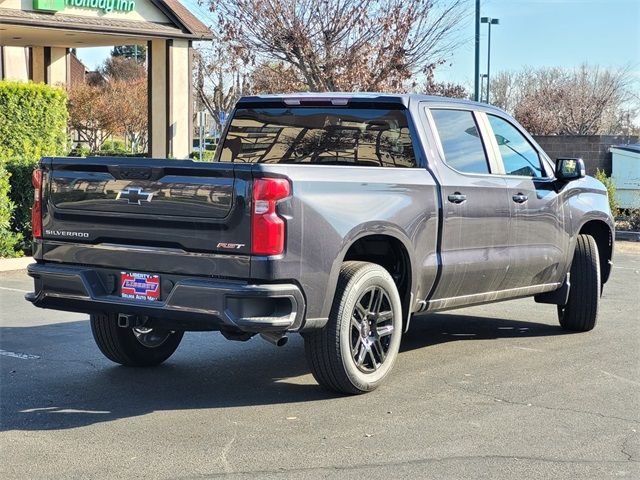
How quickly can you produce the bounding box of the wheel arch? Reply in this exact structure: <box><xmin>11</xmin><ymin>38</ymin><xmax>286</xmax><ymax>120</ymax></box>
<box><xmin>577</xmin><ymin>219</ymin><xmax>614</xmax><ymax>285</ymax></box>
<box><xmin>322</xmin><ymin>226</ymin><xmax>416</xmax><ymax>329</ymax></box>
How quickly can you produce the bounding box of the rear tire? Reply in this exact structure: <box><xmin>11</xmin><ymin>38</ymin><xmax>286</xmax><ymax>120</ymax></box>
<box><xmin>304</xmin><ymin>261</ymin><xmax>402</xmax><ymax>394</ymax></box>
<box><xmin>558</xmin><ymin>234</ymin><xmax>600</xmax><ymax>332</ymax></box>
<box><xmin>90</xmin><ymin>313</ymin><xmax>184</xmax><ymax>366</ymax></box>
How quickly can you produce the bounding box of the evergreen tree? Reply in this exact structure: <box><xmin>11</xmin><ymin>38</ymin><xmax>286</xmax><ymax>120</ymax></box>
<box><xmin>111</xmin><ymin>45</ymin><xmax>147</xmax><ymax>63</ymax></box>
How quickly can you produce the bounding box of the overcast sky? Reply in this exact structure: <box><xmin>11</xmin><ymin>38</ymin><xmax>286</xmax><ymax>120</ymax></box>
<box><xmin>76</xmin><ymin>0</ymin><xmax>640</xmax><ymax>91</ymax></box>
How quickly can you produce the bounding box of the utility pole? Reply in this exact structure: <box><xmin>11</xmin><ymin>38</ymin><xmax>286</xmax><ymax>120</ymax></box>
<box><xmin>474</xmin><ymin>0</ymin><xmax>481</xmax><ymax>102</ymax></box>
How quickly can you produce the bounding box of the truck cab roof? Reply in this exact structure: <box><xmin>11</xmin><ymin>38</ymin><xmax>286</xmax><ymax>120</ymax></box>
<box><xmin>235</xmin><ymin>92</ymin><xmax>508</xmax><ymax>115</ymax></box>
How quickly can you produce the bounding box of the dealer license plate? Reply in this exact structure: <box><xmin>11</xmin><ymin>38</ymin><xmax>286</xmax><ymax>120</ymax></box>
<box><xmin>120</xmin><ymin>272</ymin><xmax>160</xmax><ymax>301</ymax></box>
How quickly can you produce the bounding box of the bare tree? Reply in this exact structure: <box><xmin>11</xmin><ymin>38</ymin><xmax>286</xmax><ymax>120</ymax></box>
<box><xmin>109</xmin><ymin>79</ymin><xmax>148</xmax><ymax>153</ymax></box>
<box><xmin>490</xmin><ymin>65</ymin><xmax>638</xmax><ymax>135</ymax></box>
<box><xmin>68</xmin><ymin>83</ymin><xmax>118</xmax><ymax>153</ymax></box>
<box><xmin>69</xmin><ymin>56</ymin><xmax>148</xmax><ymax>154</ymax></box>
<box><xmin>207</xmin><ymin>0</ymin><xmax>466</xmax><ymax>92</ymax></box>
<box><xmin>194</xmin><ymin>43</ymin><xmax>251</xmax><ymax>132</ymax></box>
<box><xmin>249</xmin><ymin>61</ymin><xmax>307</xmax><ymax>94</ymax></box>
<box><xmin>100</xmin><ymin>56</ymin><xmax>146</xmax><ymax>82</ymax></box>
<box><xmin>488</xmin><ymin>70</ymin><xmax>517</xmax><ymax>112</ymax></box>
<box><xmin>420</xmin><ymin>69</ymin><xmax>468</xmax><ymax>98</ymax></box>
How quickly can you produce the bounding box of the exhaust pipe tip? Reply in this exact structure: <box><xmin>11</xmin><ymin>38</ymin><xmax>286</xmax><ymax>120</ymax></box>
<box><xmin>260</xmin><ymin>332</ymin><xmax>288</xmax><ymax>347</ymax></box>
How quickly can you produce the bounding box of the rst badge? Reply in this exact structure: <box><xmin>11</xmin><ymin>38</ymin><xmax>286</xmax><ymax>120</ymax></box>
<box><xmin>217</xmin><ymin>242</ymin><xmax>245</xmax><ymax>250</ymax></box>
<box><xmin>120</xmin><ymin>272</ymin><xmax>160</xmax><ymax>301</ymax></box>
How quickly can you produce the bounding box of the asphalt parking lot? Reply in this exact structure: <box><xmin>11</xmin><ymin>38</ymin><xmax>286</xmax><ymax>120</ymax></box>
<box><xmin>1</xmin><ymin>244</ymin><xmax>639</xmax><ymax>479</ymax></box>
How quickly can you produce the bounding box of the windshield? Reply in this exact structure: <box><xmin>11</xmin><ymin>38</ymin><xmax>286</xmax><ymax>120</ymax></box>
<box><xmin>219</xmin><ymin>107</ymin><xmax>416</xmax><ymax>167</ymax></box>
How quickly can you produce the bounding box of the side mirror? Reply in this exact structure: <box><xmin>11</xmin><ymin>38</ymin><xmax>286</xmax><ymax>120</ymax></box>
<box><xmin>555</xmin><ymin>158</ymin><xmax>586</xmax><ymax>181</ymax></box>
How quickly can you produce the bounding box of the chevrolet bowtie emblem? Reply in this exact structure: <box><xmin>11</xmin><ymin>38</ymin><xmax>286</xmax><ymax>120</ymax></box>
<box><xmin>116</xmin><ymin>187</ymin><xmax>154</xmax><ymax>205</ymax></box>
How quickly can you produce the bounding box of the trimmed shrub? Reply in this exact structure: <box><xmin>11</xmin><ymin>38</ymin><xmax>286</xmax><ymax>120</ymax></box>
<box><xmin>0</xmin><ymin>164</ymin><xmax>22</xmax><ymax>257</ymax></box>
<box><xmin>0</xmin><ymin>81</ymin><xmax>69</xmax><ymax>255</ymax></box>
<box><xmin>189</xmin><ymin>150</ymin><xmax>216</xmax><ymax>162</ymax></box>
<box><xmin>5</xmin><ymin>159</ymin><xmax>37</xmax><ymax>252</ymax></box>
<box><xmin>629</xmin><ymin>209</ymin><xmax>640</xmax><ymax>231</ymax></box>
<box><xmin>101</xmin><ymin>139</ymin><xmax>127</xmax><ymax>152</ymax></box>
<box><xmin>69</xmin><ymin>144</ymin><xmax>90</xmax><ymax>157</ymax></box>
<box><xmin>595</xmin><ymin>168</ymin><xmax>619</xmax><ymax>218</ymax></box>
<box><xmin>0</xmin><ymin>81</ymin><xmax>68</xmax><ymax>159</ymax></box>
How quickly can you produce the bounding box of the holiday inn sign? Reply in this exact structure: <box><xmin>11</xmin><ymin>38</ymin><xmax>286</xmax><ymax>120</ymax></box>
<box><xmin>33</xmin><ymin>0</ymin><xmax>136</xmax><ymax>13</ymax></box>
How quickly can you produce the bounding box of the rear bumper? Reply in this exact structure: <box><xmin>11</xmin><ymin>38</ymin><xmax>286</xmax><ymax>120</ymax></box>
<box><xmin>26</xmin><ymin>263</ymin><xmax>305</xmax><ymax>333</ymax></box>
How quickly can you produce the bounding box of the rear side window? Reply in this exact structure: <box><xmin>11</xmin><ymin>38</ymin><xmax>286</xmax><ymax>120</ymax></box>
<box><xmin>219</xmin><ymin>107</ymin><xmax>416</xmax><ymax>167</ymax></box>
<box><xmin>431</xmin><ymin>109</ymin><xmax>490</xmax><ymax>174</ymax></box>
<box><xmin>487</xmin><ymin>115</ymin><xmax>544</xmax><ymax>177</ymax></box>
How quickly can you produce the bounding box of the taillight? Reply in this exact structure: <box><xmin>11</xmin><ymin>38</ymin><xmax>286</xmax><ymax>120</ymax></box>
<box><xmin>31</xmin><ymin>169</ymin><xmax>43</xmax><ymax>239</ymax></box>
<box><xmin>251</xmin><ymin>178</ymin><xmax>290</xmax><ymax>255</ymax></box>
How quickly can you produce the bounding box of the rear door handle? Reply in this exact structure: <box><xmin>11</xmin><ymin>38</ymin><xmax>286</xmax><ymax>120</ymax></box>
<box><xmin>512</xmin><ymin>193</ymin><xmax>528</xmax><ymax>203</ymax></box>
<box><xmin>447</xmin><ymin>193</ymin><xmax>467</xmax><ymax>204</ymax></box>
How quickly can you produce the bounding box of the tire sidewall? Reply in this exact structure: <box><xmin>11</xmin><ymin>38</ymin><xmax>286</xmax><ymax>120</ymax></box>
<box><xmin>337</xmin><ymin>266</ymin><xmax>402</xmax><ymax>391</ymax></box>
<box><xmin>558</xmin><ymin>234</ymin><xmax>600</xmax><ymax>331</ymax></box>
<box><xmin>90</xmin><ymin>313</ymin><xmax>184</xmax><ymax>366</ymax></box>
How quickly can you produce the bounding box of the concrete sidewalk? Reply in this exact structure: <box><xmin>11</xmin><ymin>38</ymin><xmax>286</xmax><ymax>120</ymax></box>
<box><xmin>0</xmin><ymin>256</ymin><xmax>33</xmax><ymax>272</ymax></box>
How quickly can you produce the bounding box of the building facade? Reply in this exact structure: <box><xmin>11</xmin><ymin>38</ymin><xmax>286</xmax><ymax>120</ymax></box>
<box><xmin>0</xmin><ymin>0</ymin><xmax>213</xmax><ymax>158</ymax></box>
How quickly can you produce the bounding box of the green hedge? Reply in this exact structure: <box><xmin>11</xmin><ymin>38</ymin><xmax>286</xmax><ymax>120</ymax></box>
<box><xmin>189</xmin><ymin>150</ymin><xmax>216</xmax><ymax>162</ymax></box>
<box><xmin>5</xmin><ymin>159</ymin><xmax>37</xmax><ymax>253</ymax></box>
<box><xmin>0</xmin><ymin>81</ymin><xmax>69</xmax><ymax>256</ymax></box>
<box><xmin>101</xmin><ymin>139</ymin><xmax>127</xmax><ymax>153</ymax></box>
<box><xmin>595</xmin><ymin>169</ymin><xmax>619</xmax><ymax>218</ymax></box>
<box><xmin>0</xmin><ymin>81</ymin><xmax>68</xmax><ymax>159</ymax></box>
<box><xmin>0</xmin><ymin>164</ymin><xmax>22</xmax><ymax>257</ymax></box>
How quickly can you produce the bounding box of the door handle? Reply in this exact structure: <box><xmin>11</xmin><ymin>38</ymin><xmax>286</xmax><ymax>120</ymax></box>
<box><xmin>447</xmin><ymin>192</ymin><xmax>467</xmax><ymax>204</ymax></box>
<box><xmin>512</xmin><ymin>193</ymin><xmax>528</xmax><ymax>203</ymax></box>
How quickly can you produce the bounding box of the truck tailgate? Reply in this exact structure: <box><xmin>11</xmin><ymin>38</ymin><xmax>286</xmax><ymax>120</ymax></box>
<box><xmin>42</xmin><ymin>157</ymin><xmax>252</xmax><ymax>257</ymax></box>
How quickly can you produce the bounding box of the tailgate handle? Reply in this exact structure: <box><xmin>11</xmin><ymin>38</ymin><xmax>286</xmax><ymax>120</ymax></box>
<box><xmin>108</xmin><ymin>166</ymin><xmax>154</xmax><ymax>180</ymax></box>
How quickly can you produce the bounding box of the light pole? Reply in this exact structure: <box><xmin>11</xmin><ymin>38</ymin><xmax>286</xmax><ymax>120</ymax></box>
<box><xmin>480</xmin><ymin>74</ymin><xmax>488</xmax><ymax>104</ymax></box>
<box><xmin>481</xmin><ymin>16</ymin><xmax>500</xmax><ymax>103</ymax></box>
<box><xmin>474</xmin><ymin>0</ymin><xmax>481</xmax><ymax>101</ymax></box>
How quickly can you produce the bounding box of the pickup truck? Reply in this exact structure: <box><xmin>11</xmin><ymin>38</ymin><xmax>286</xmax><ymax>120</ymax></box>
<box><xmin>26</xmin><ymin>93</ymin><xmax>614</xmax><ymax>394</ymax></box>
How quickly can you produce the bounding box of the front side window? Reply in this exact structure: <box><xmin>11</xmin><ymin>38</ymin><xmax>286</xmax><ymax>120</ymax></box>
<box><xmin>487</xmin><ymin>115</ymin><xmax>544</xmax><ymax>178</ymax></box>
<box><xmin>219</xmin><ymin>107</ymin><xmax>416</xmax><ymax>167</ymax></box>
<box><xmin>430</xmin><ymin>109</ymin><xmax>490</xmax><ymax>174</ymax></box>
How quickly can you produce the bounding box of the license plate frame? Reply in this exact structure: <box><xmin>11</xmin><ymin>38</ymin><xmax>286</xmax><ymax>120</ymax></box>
<box><xmin>120</xmin><ymin>272</ymin><xmax>160</xmax><ymax>301</ymax></box>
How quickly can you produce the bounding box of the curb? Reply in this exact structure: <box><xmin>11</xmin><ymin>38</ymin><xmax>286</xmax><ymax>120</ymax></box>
<box><xmin>616</xmin><ymin>231</ymin><xmax>640</xmax><ymax>242</ymax></box>
<box><xmin>0</xmin><ymin>257</ymin><xmax>33</xmax><ymax>273</ymax></box>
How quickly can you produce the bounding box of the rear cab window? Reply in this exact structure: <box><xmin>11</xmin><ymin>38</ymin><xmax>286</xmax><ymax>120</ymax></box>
<box><xmin>220</xmin><ymin>107</ymin><xmax>416</xmax><ymax>167</ymax></box>
<box><xmin>430</xmin><ymin>109</ymin><xmax>490</xmax><ymax>174</ymax></box>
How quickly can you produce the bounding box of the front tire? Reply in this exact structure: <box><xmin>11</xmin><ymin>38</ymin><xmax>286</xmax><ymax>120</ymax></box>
<box><xmin>90</xmin><ymin>313</ymin><xmax>184</xmax><ymax>366</ymax></box>
<box><xmin>304</xmin><ymin>261</ymin><xmax>403</xmax><ymax>394</ymax></box>
<box><xmin>558</xmin><ymin>234</ymin><xmax>600</xmax><ymax>332</ymax></box>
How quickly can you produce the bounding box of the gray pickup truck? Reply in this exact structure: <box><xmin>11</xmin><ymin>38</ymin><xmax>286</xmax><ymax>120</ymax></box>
<box><xmin>26</xmin><ymin>93</ymin><xmax>614</xmax><ymax>394</ymax></box>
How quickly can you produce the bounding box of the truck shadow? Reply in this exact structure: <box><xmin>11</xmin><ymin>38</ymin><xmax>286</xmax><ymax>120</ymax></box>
<box><xmin>1</xmin><ymin>312</ymin><xmax>571</xmax><ymax>432</ymax></box>
<box><xmin>401</xmin><ymin>311</ymin><xmax>571</xmax><ymax>353</ymax></box>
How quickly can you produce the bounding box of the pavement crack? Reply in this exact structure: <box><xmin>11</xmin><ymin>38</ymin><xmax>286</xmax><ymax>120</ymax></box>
<box><xmin>621</xmin><ymin>432</ymin><xmax>638</xmax><ymax>462</ymax></box>
<box><xmin>441</xmin><ymin>378</ymin><xmax>640</xmax><ymax>425</ymax></box>
<box><xmin>176</xmin><ymin>453</ymin><xmax>640</xmax><ymax>479</ymax></box>
<box><xmin>215</xmin><ymin>426</ymin><xmax>237</xmax><ymax>474</ymax></box>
